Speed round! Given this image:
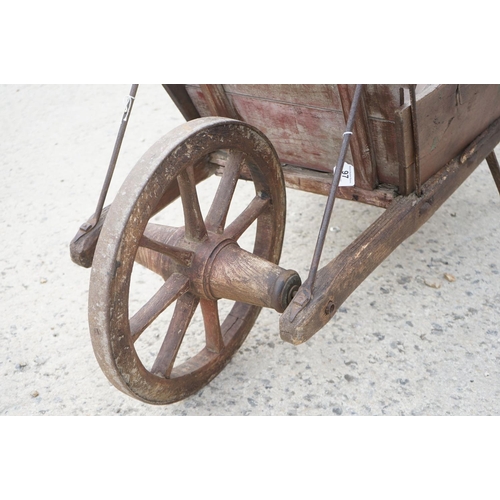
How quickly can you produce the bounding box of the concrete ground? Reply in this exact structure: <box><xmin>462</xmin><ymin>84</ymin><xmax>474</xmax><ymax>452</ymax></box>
<box><xmin>1</xmin><ymin>84</ymin><xmax>500</xmax><ymax>416</ymax></box>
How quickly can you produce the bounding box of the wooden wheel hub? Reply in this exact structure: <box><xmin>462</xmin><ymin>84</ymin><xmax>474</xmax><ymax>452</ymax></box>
<box><xmin>138</xmin><ymin>221</ymin><xmax>300</xmax><ymax>313</ymax></box>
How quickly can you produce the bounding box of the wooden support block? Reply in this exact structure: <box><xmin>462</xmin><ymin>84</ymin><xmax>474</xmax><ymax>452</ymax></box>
<box><xmin>199</xmin><ymin>85</ymin><xmax>241</xmax><ymax>120</ymax></box>
<box><xmin>162</xmin><ymin>85</ymin><xmax>201</xmax><ymax>121</ymax></box>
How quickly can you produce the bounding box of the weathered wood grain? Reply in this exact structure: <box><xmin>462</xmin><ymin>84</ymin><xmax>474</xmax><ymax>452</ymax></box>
<box><xmin>210</xmin><ymin>152</ymin><xmax>395</xmax><ymax>208</ymax></box>
<box><xmin>200</xmin><ymin>84</ymin><xmax>241</xmax><ymax>119</ymax></box>
<box><xmin>338</xmin><ymin>85</ymin><xmax>377</xmax><ymax>190</ymax></box>
<box><xmin>223</xmin><ymin>84</ymin><xmax>343</xmax><ymax>109</ymax></box>
<box><xmin>187</xmin><ymin>85</ymin><xmax>353</xmax><ymax>172</ymax></box>
<box><xmin>280</xmin><ymin>114</ymin><xmax>500</xmax><ymax>345</ymax></box>
<box><xmin>186</xmin><ymin>84</ymin><xmax>405</xmax><ymax>189</ymax></box>
<box><xmin>281</xmin><ymin>164</ymin><xmax>396</xmax><ymax>208</ymax></box>
<box><xmin>228</xmin><ymin>93</ymin><xmax>351</xmax><ymax>172</ymax></box>
<box><xmin>182</xmin><ymin>85</ymin><xmax>500</xmax><ymax>200</ymax></box>
<box><xmin>397</xmin><ymin>84</ymin><xmax>500</xmax><ymax>193</ymax></box>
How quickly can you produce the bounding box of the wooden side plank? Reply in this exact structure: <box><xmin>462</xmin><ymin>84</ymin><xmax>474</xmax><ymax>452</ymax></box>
<box><xmin>280</xmin><ymin>165</ymin><xmax>395</xmax><ymax>208</ymax></box>
<box><xmin>230</xmin><ymin>94</ymin><xmax>350</xmax><ymax>172</ymax></box>
<box><xmin>397</xmin><ymin>84</ymin><xmax>500</xmax><ymax>192</ymax></box>
<box><xmin>369</xmin><ymin>119</ymin><xmax>400</xmax><ymax>186</ymax></box>
<box><xmin>223</xmin><ymin>84</ymin><xmax>343</xmax><ymax>109</ymax></box>
<box><xmin>209</xmin><ymin>151</ymin><xmax>395</xmax><ymax>208</ymax></box>
<box><xmin>187</xmin><ymin>85</ymin><xmax>353</xmax><ymax>173</ymax></box>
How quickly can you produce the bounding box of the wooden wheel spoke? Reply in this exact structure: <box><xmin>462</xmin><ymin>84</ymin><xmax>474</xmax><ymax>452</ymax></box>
<box><xmin>151</xmin><ymin>292</ymin><xmax>199</xmax><ymax>378</ymax></box>
<box><xmin>177</xmin><ymin>166</ymin><xmax>208</xmax><ymax>242</ymax></box>
<box><xmin>200</xmin><ymin>299</ymin><xmax>224</xmax><ymax>353</ymax></box>
<box><xmin>205</xmin><ymin>150</ymin><xmax>245</xmax><ymax>233</ymax></box>
<box><xmin>139</xmin><ymin>234</ymin><xmax>194</xmax><ymax>267</ymax></box>
<box><xmin>224</xmin><ymin>194</ymin><xmax>270</xmax><ymax>241</ymax></box>
<box><xmin>130</xmin><ymin>274</ymin><xmax>190</xmax><ymax>342</ymax></box>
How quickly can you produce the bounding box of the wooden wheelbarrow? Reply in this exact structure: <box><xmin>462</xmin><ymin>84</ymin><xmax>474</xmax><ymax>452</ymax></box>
<box><xmin>70</xmin><ymin>84</ymin><xmax>500</xmax><ymax>404</ymax></box>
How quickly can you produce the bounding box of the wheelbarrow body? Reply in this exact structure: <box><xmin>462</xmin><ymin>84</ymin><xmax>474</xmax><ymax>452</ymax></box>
<box><xmin>167</xmin><ymin>84</ymin><xmax>500</xmax><ymax>199</ymax></box>
<box><xmin>71</xmin><ymin>84</ymin><xmax>500</xmax><ymax>404</ymax></box>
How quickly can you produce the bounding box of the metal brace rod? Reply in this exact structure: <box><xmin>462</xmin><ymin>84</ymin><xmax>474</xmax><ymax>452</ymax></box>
<box><xmin>80</xmin><ymin>84</ymin><xmax>139</xmax><ymax>232</ymax></box>
<box><xmin>304</xmin><ymin>84</ymin><xmax>364</xmax><ymax>295</ymax></box>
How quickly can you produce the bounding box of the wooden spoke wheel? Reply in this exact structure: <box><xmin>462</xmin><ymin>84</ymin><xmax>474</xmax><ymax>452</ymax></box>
<box><xmin>89</xmin><ymin>117</ymin><xmax>298</xmax><ymax>404</ymax></box>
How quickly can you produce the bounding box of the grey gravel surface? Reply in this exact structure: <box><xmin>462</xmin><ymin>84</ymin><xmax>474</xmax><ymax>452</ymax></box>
<box><xmin>2</xmin><ymin>84</ymin><xmax>500</xmax><ymax>416</ymax></box>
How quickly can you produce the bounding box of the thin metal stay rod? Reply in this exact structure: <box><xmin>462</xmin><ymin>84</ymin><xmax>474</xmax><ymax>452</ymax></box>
<box><xmin>81</xmin><ymin>84</ymin><xmax>139</xmax><ymax>232</ymax></box>
<box><xmin>305</xmin><ymin>84</ymin><xmax>363</xmax><ymax>293</ymax></box>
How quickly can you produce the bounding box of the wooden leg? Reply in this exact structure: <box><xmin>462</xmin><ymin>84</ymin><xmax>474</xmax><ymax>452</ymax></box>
<box><xmin>280</xmin><ymin>118</ymin><xmax>500</xmax><ymax>345</ymax></box>
<box><xmin>486</xmin><ymin>151</ymin><xmax>500</xmax><ymax>196</ymax></box>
